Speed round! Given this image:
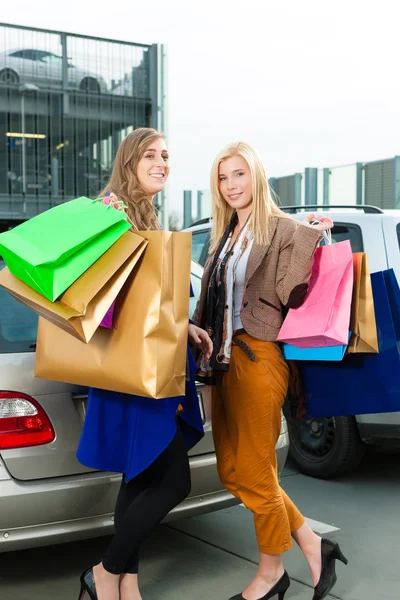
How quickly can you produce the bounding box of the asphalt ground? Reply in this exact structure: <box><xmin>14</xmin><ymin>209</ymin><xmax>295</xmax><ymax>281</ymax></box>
<box><xmin>1</xmin><ymin>451</ymin><xmax>399</xmax><ymax>600</ymax></box>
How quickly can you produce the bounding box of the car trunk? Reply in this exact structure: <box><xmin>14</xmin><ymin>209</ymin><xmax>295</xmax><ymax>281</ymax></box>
<box><xmin>0</xmin><ymin>257</ymin><xmax>214</xmax><ymax>482</ymax></box>
<box><xmin>0</xmin><ymin>353</ymin><xmax>214</xmax><ymax>482</ymax></box>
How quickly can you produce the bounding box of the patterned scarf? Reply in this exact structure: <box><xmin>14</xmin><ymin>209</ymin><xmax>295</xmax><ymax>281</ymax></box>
<box><xmin>197</xmin><ymin>214</ymin><xmax>253</xmax><ymax>384</ymax></box>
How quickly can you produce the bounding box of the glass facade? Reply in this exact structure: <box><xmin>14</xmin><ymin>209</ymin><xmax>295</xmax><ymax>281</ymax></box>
<box><xmin>0</xmin><ymin>23</ymin><xmax>157</xmax><ymax>224</ymax></box>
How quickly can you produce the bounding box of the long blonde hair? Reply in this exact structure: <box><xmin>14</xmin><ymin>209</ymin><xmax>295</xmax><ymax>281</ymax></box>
<box><xmin>99</xmin><ymin>127</ymin><xmax>164</xmax><ymax>230</ymax></box>
<box><xmin>209</xmin><ymin>141</ymin><xmax>287</xmax><ymax>254</ymax></box>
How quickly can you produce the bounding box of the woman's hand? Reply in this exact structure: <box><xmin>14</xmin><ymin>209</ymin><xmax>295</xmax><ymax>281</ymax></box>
<box><xmin>188</xmin><ymin>324</ymin><xmax>213</xmax><ymax>361</ymax></box>
<box><xmin>304</xmin><ymin>213</ymin><xmax>334</xmax><ymax>232</ymax></box>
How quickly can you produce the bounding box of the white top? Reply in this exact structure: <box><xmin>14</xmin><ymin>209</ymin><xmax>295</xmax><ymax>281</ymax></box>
<box><xmin>233</xmin><ymin>241</ymin><xmax>252</xmax><ymax>329</ymax></box>
<box><xmin>217</xmin><ymin>228</ymin><xmax>253</xmax><ymax>359</ymax></box>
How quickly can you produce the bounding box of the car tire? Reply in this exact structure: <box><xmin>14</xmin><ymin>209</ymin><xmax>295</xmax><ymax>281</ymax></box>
<box><xmin>79</xmin><ymin>77</ymin><xmax>101</xmax><ymax>94</ymax></box>
<box><xmin>284</xmin><ymin>401</ymin><xmax>366</xmax><ymax>479</ymax></box>
<box><xmin>0</xmin><ymin>69</ymin><xmax>20</xmax><ymax>85</ymax></box>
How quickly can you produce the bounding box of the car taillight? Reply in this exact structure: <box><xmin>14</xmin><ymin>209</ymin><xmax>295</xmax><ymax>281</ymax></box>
<box><xmin>0</xmin><ymin>391</ymin><xmax>55</xmax><ymax>450</ymax></box>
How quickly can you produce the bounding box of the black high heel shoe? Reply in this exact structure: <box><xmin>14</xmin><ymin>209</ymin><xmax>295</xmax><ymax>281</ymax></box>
<box><xmin>313</xmin><ymin>538</ymin><xmax>348</xmax><ymax>600</ymax></box>
<box><xmin>229</xmin><ymin>570</ymin><xmax>291</xmax><ymax>600</ymax></box>
<box><xmin>78</xmin><ymin>568</ymin><xmax>98</xmax><ymax>600</ymax></box>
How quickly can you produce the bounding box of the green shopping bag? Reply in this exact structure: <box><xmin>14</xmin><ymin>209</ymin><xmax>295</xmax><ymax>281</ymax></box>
<box><xmin>0</xmin><ymin>197</ymin><xmax>130</xmax><ymax>301</ymax></box>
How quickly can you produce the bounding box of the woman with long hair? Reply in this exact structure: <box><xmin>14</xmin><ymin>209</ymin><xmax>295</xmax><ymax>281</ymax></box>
<box><xmin>77</xmin><ymin>128</ymin><xmax>213</xmax><ymax>600</ymax></box>
<box><xmin>192</xmin><ymin>141</ymin><xmax>347</xmax><ymax>600</ymax></box>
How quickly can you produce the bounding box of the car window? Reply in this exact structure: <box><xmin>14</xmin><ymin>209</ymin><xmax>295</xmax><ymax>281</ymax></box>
<box><xmin>189</xmin><ymin>270</ymin><xmax>202</xmax><ymax>319</ymax></box>
<box><xmin>192</xmin><ymin>230</ymin><xmax>210</xmax><ymax>266</ymax></box>
<box><xmin>331</xmin><ymin>223</ymin><xmax>363</xmax><ymax>252</ymax></box>
<box><xmin>33</xmin><ymin>50</ymin><xmax>48</xmax><ymax>62</ymax></box>
<box><xmin>10</xmin><ymin>50</ymin><xmax>35</xmax><ymax>60</ymax></box>
<box><xmin>0</xmin><ymin>262</ymin><xmax>38</xmax><ymax>353</ymax></box>
<box><xmin>38</xmin><ymin>52</ymin><xmax>62</xmax><ymax>64</ymax></box>
<box><xmin>9</xmin><ymin>50</ymin><xmax>25</xmax><ymax>58</ymax></box>
<box><xmin>19</xmin><ymin>50</ymin><xmax>37</xmax><ymax>61</ymax></box>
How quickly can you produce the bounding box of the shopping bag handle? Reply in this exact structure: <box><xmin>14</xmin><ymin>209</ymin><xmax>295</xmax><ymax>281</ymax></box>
<box><xmin>320</xmin><ymin>231</ymin><xmax>332</xmax><ymax>246</ymax></box>
<box><xmin>310</xmin><ymin>219</ymin><xmax>332</xmax><ymax>246</ymax></box>
<box><xmin>94</xmin><ymin>192</ymin><xmax>127</xmax><ymax>212</ymax></box>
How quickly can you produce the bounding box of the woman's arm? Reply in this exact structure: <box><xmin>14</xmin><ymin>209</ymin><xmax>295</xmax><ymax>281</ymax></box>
<box><xmin>275</xmin><ymin>216</ymin><xmax>333</xmax><ymax>309</ymax></box>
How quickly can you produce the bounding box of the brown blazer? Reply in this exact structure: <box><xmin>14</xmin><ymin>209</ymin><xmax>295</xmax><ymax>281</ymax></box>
<box><xmin>192</xmin><ymin>216</ymin><xmax>322</xmax><ymax>342</ymax></box>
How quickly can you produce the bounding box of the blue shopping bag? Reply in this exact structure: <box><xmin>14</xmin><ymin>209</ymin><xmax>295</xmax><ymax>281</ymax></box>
<box><xmin>300</xmin><ymin>269</ymin><xmax>400</xmax><ymax>417</ymax></box>
<box><xmin>282</xmin><ymin>333</ymin><xmax>351</xmax><ymax>361</ymax></box>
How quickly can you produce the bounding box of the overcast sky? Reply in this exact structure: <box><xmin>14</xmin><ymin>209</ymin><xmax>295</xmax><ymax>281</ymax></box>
<box><xmin>2</xmin><ymin>1</ymin><xmax>399</xmax><ymax>215</ymax></box>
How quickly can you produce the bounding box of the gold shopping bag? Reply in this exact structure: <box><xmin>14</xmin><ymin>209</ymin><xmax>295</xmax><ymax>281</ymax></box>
<box><xmin>346</xmin><ymin>252</ymin><xmax>379</xmax><ymax>354</ymax></box>
<box><xmin>0</xmin><ymin>232</ymin><xmax>147</xmax><ymax>343</ymax></box>
<box><xmin>35</xmin><ymin>231</ymin><xmax>192</xmax><ymax>399</ymax></box>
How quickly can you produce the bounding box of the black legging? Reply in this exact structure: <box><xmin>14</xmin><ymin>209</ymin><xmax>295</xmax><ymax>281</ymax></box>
<box><xmin>101</xmin><ymin>423</ymin><xmax>191</xmax><ymax>574</ymax></box>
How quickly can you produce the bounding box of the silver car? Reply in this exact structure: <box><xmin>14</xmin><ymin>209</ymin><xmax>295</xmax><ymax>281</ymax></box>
<box><xmin>0</xmin><ymin>255</ymin><xmax>289</xmax><ymax>553</ymax></box>
<box><xmin>0</xmin><ymin>48</ymin><xmax>107</xmax><ymax>93</ymax></box>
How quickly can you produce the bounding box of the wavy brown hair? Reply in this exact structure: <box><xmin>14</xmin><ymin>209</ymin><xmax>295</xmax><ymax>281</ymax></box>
<box><xmin>99</xmin><ymin>127</ymin><xmax>164</xmax><ymax>230</ymax></box>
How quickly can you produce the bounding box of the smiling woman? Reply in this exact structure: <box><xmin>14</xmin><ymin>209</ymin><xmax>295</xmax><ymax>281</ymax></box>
<box><xmin>192</xmin><ymin>141</ymin><xmax>340</xmax><ymax>600</ymax></box>
<box><xmin>75</xmin><ymin>127</ymin><xmax>211</xmax><ymax>600</ymax></box>
<box><xmin>218</xmin><ymin>156</ymin><xmax>253</xmax><ymax>213</ymax></box>
<box><xmin>136</xmin><ymin>139</ymin><xmax>169</xmax><ymax>197</ymax></box>
<box><xmin>98</xmin><ymin>128</ymin><xmax>168</xmax><ymax>230</ymax></box>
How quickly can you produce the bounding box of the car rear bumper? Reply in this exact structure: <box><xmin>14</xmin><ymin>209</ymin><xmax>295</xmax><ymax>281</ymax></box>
<box><xmin>0</xmin><ymin>453</ymin><xmax>235</xmax><ymax>553</ymax></box>
<box><xmin>0</xmin><ymin>430</ymin><xmax>289</xmax><ymax>553</ymax></box>
<box><xmin>0</xmin><ymin>489</ymin><xmax>238</xmax><ymax>554</ymax></box>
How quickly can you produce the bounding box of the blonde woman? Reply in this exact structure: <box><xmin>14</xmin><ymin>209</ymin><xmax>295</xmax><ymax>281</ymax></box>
<box><xmin>190</xmin><ymin>142</ymin><xmax>347</xmax><ymax>600</ymax></box>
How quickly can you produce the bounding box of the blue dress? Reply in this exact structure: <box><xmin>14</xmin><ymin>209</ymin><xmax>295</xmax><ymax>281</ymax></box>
<box><xmin>76</xmin><ymin>349</ymin><xmax>204</xmax><ymax>482</ymax></box>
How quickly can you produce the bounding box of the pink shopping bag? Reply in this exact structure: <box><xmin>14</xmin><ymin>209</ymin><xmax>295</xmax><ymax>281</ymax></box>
<box><xmin>277</xmin><ymin>240</ymin><xmax>353</xmax><ymax>348</ymax></box>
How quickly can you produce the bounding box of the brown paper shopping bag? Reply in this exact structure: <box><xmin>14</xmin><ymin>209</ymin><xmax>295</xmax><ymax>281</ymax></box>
<box><xmin>0</xmin><ymin>232</ymin><xmax>147</xmax><ymax>343</ymax></box>
<box><xmin>35</xmin><ymin>231</ymin><xmax>192</xmax><ymax>399</ymax></box>
<box><xmin>346</xmin><ymin>252</ymin><xmax>379</xmax><ymax>353</ymax></box>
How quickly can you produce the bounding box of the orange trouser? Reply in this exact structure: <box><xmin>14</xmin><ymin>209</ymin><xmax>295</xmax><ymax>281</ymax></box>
<box><xmin>212</xmin><ymin>333</ymin><xmax>304</xmax><ymax>555</ymax></box>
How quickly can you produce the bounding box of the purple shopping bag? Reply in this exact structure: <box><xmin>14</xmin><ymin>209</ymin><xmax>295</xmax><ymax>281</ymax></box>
<box><xmin>100</xmin><ymin>300</ymin><xmax>115</xmax><ymax>329</ymax></box>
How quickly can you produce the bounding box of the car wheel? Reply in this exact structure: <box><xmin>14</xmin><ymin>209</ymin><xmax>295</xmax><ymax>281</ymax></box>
<box><xmin>79</xmin><ymin>77</ymin><xmax>101</xmax><ymax>94</ymax></box>
<box><xmin>0</xmin><ymin>69</ymin><xmax>20</xmax><ymax>85</ymax></box>
<box><xmin>284</xmin><ymin>401</ymin><xmax>365</xmax><ymax>478</ymax></box>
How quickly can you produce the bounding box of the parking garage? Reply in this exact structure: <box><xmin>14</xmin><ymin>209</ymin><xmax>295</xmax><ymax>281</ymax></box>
<box><xmin>0</xmin><ymin>23</ymin><xmax>159</xmax><ymax>226</ymax></box>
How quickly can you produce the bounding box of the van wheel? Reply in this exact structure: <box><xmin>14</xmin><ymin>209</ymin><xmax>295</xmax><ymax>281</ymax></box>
<box><xmin>284</xmin><ymin>403</ymin><xmax>365</xmax><ymax>478</ymax></box>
